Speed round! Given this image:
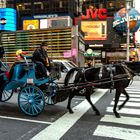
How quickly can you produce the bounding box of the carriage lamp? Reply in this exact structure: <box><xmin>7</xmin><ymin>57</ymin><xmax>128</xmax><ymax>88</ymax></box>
<box><xmin>126</xmin><ymin>0</ymin><xmax>132</xmax><ymax>61</ymax></box>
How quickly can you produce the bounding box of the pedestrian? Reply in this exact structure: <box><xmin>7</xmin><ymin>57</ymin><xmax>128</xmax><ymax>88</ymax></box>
<box><xmin>87</xmin><ymin>60</ymin><xmax>92</xmax><ymax>67</ymax></box>
<box><xmin>32</xmin><ymin>41</ymin><xmax>51</xmax><ymax>78</ymax></box>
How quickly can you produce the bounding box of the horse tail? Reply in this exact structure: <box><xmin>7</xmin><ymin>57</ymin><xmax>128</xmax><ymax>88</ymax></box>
<box><xmin>64</xmin><ymin>67</ymin><xmax>80</xmax><ymax>86</ymax></box>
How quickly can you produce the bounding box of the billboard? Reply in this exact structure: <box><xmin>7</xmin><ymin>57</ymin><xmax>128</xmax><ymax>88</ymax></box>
<box><xmin>23</xmin><ymin>20</ymin><xmax>39</xmax><ymax>30</ymax></box>
<box><xmin>23</xmin><ymin>16</ymin><xmax>72</xmax><ymax>30</ymax></box>
<box><xmin>0</xmin><ymin>8</ymin><xmax>16</xmax><ymax>31</ymax></box>
<box><xmin>81</xmin><ymin>21</ymin><xmax>107</xmax><ymax>40</ymax></box>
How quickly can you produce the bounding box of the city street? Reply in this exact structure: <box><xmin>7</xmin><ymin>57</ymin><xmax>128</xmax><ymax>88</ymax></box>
<box><xmin>0</xmin><ymin>76</ymin><xmax>140</xmax><ymax>140</ymax></box>
<box><xmin>0</xmin><ymin>0</ymin><xmax>140</xmax><ymax>140</ymax></box>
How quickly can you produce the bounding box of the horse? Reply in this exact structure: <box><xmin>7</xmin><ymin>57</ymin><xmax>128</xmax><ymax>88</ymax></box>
<box><xmin>64</xmin><ymin>63</ymin><xmax>136</xmax><ymax>118</ymax></box>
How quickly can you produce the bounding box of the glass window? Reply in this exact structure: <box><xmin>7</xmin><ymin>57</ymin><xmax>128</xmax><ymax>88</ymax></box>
<box><xmin>106</xmin><ymin>1</ymin><xmax>115</xmax><ymax>9</ymax></box>
<box><xmin>24</xmin><ymin>3</ymin><xmax>31</xmax><ymax>10</ymax></box>
<box><xmin>116</xmin><ymin>0</ymin><xmax>125</xmax><ymax>8</ymax></box>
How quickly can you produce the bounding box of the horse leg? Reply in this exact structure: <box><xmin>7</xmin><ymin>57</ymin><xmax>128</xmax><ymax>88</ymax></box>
<box><xmin>113</xmin><ymin>89</ymin><xmax>121</xmax><ymax>118</ymax></box>
<box><xmin>85</xmin><ymin>91</ymin><xmax>100</xmax><ymax>115</ymax></box>
<box><xmin>67</xmin><ymin>92</ymin><xmax>75</xmax><ymax>113</ymax></box>
<box><xmin>118</xmin><ymin>89</ymin><xmax>129</xmax><ymax>110</ymax></box>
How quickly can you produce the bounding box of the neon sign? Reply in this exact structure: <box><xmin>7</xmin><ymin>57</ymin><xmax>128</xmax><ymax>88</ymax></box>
<box><xmin>82</xmin><ymin>8</ymin><xmax>107</xmax><ymax>20</ymax></box>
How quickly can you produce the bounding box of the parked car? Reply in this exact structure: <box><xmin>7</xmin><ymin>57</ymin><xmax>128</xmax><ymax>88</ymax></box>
<box><xmin>52</xmin><ymin>60</ymin><xmax>77</xmax><ymax>84</ymax></box>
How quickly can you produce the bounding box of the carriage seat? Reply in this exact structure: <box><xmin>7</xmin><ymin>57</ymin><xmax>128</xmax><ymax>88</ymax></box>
<box><xmin>9</xmin><ymin>62</ymin><xmax>34</xmax><ymax>81</ymax></box>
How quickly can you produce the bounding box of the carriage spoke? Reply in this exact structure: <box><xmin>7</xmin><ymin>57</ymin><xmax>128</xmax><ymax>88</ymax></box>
<box><xmin>2</xmin><ymin>91</ymin><xmax>7</xmax><ymax>99</ymax></box>
<box><xmin>22</xmin><ymin>91</ymin><xmax>29</xmax><ymax>97</ymax></box>
<box><xmin>30</xmin><ymin>105</ymin><xmax>35</xmax><ymax>115</ymax></box>
<box><xmin>33</xmin><ymin>103</ymin><xmax>42</xmax><ymax>111</ymax></box>
<box><xmin>23</xmin><ymin>102</ymin><xmax>30</xmax><ymax>111</ymax></box>
<box><xmin>20</xmin><ymin>95</ymin><xmax>28</xmax><ymax>101</ymax></box>
<box><xmin>32</xmin><ymin>104</ymin><xmax>39</xmax><ymax>114</ymax></box>
<box><xmin>3</xmin><ymin>90</ymin><xmax>10</xmax><ymax>97</ymax></box>
<box><xmin>34</xmin><ymin>94</ymin><xmax>42</xmax><ymax>100</ymax></box>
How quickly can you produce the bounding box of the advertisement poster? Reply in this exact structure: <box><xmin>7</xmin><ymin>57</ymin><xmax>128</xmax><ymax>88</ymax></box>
<box><xmin>0</xmin><ymin>8</ymin><xmax>16</xmax><ymax>31</ymax></box>
<box><xmin>81</xmin><ymin>21</ymin><xmax>107</xmax><ymax>40</ymax></box>
<box><xmin>23</xmin><ymin>20</ymin><xmax>39</xmax><ymax>30</ymax></box>
<box><xmin>40</xmin><ymin>19</ymin><xmax>48</xmax><ymax>29</ymax></box>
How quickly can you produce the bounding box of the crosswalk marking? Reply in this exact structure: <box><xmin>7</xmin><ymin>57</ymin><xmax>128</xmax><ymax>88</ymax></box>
<box><xmin>126</xmin><ymin>88</ymin><xmax>140</xmax><ymax>91</ymax></box>
<box><xmin>100</xmin><ymin>115</ymin><xmax>140</xmax><ymax>126</ymax></box>
<box><xmin>93</xmin><ymin>84</ymin><xmax>140</xmax><ymax>139</ymax></box>
<box><xmin>93</xmin><ymin>125</ymin><xmax>140</xmax><ymax>140</ymax></box>
<box><xmin>107</xmin><ymin>107</ymin><xmax>140</xmax><ymax>115</ymax></box>
<box><xmin>110</xmin><ymin>101</ymin><xmax>140</xmax><ymax>107</ymax></box>
<box><xmin>119</xmin><ymin>97</ymin><xmax>140</xmax><ymax>102</ymax></box>
<box><xmin>31</xmin><ymin>89</ymin><xmax>108</xmax><ymax>140</ymax></box>
<box><xmin>121</xmin><ymin>94</ymin><xmax>140</xmax><ymax>97</ymax></box>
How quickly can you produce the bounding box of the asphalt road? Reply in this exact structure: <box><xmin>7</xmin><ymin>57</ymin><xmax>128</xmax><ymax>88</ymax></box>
<box><xmin>0</xmin><ymin>76</ymin><xmax>140</xmax><ymax>140</ymax></box>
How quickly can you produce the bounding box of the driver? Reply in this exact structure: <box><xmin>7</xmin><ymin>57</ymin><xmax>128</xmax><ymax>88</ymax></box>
<box><xmin>32</xmin><ymin>42</ymin><xmax>51</xmax><ymax>78</ymax></box>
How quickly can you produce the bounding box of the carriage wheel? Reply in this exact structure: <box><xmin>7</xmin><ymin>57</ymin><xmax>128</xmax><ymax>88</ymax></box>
<box><xmin>45</xmin><ymin>82</ymin><xmax>59</xmax><ymax>105</ymax></box>
<box><xmin>0</xmin><ymin>82</ymin><xmax>14</xmax><ymax>102</ymax></box>
<box><xmin>0</xmin><ymin>89</ymin><xmax>13</xmax><ymax>102</ymax></box>
<box><xmin>18</xmin><ymin>85</ymin><xmax>45</xmax><ymax>116</ymax></box>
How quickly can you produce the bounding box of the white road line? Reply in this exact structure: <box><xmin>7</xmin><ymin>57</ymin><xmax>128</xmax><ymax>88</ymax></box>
<box><xmin>107</xmin><ymin>107</ymin><xmax>140</xmax><ymax>115</ymax></box>
<box><xmin>0</xmin><ymin>115</ymin><xmax>52</xmax><ymax>125</ymax></box>
<box><xmin>121</xmin><ymin>94</ymin><xmax>140</xmax><ymax>97</ymax></box>
<box><xmin>101</xmin><ymin>115</ymin><xmax>140</xmax><ymax>126</ymax></box>
<box><xmin>118</xmin><ymin>97</ymin><xmax>140</xmax><ymax>102</ymax></box>
<box><xmin>73</xmin><ymin>98</ymin><xmax>84</xmax><ymax>101</ymax></box>
<box><xmin>126</xmin><ymin>90</ymin><xmax>140</xmax><ymax>93</ymax></box>
<box><xmin>126</xmin><ymin>89</ymin><xmax>140</xmax><ymax>91</ymax></box>
<box><xmin>31</xmin><ymin>89</ymin><xmax>108</xmax><ymax>140</ymax></box>
<box><xmin>93</xmin><ymin>125</ymin><xmax>140</xmax><ymax>140</ymax></box>
<box><xmin>110</xmin><ymin>101</ymin><xmax>140</xmax><ymax>107</ymax></box>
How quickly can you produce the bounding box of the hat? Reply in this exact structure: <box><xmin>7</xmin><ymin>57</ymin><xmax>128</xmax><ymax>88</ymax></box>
<box><xmin>40</xmin><ymin>42</ymin><xmax>48</xmax><ymax>47</ymax></box>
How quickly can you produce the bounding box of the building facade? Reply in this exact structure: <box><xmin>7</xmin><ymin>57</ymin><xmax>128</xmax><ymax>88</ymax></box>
<box><xmin>82</xmin><ymin>0</ymin><xmax>133</xmax><ymax>16</ymax></box>
<box><xmin>6</xmin><ymin>0</ymin><xmax>81</xmax><ymax>29</ymax></box>
<box><xmin>3</xmin><ymin>0</ymin><xmax>138</xmax><ymax>64</ymax></box>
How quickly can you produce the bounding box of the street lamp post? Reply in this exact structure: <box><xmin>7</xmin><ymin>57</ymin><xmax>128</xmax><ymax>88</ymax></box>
<box><xmin>126</xmin><ymin>0</ymin><xmax>131</xmax><ymax>61</ymax></box>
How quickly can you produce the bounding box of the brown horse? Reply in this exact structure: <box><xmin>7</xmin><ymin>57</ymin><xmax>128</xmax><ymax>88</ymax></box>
<box><xmin>64</xmin><ymin>63</ymin><xmax>135</xmax><ymax>118</ymax></box>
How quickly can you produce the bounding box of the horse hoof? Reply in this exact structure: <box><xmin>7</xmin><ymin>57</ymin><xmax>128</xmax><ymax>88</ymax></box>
<box><xmin>69</xmin><ymin>110</ymin><xmax>74</xmax><ymax>114</ymax></box>
<box><xmin>115</xmin><ymin>114</ymin><xmax>120</xmax><ymax>118</ymax></box>
<box><xmin>96</xmin><ymin>111</ymin><xmax>100</xmax><ymax>116</ymax></box>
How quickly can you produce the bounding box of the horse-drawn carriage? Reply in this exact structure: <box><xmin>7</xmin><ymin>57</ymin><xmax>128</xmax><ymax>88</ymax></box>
<box><xmin>0</xmin><ymin>55</ymin><xmax>71</xmax><ymax>116</ymax></box>
<box><xmin>0</xmin><ymin>49</ymin><xmax>137</xmax><ymax>118</ymax></box>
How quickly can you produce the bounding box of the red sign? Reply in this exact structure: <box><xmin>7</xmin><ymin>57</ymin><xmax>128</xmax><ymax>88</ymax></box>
<box><xmin>82</xmin><ymin>8</ymin><xmax>107</xmax><ymax>20</ymax></box>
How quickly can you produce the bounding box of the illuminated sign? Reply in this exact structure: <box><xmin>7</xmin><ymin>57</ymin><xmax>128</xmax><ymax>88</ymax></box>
<box><xmin>0</xmin><ymin>8</ymin><xmax>16</xmax><ymax>31</ymax></box>
<box><xmin>33</xmin><ymin>14</ymin><xmax>58</xmax><ymax>19</ymax></box>
<box><xmin>40</xmin><ymin>19</ymin><xmax>48</xmax><ymax>29</ymax></box>
<box><xmin>81</xmin><ymin>21</ymin><xmax>107</xmax><ymax>40</ymax></box>
<box><xmin>23</xmin><ymin>20</ymin><xmax>39</xmax><ymax>30</ymax></box>
<box><xmin>113</xmin><ymin>15</ymin><xmax>140</xmax><ymax>27</ymax></box>
<box><xmin>82</xmin><ymin>8</ymin><xmax>107</xmax><ymax>20</ymax></box>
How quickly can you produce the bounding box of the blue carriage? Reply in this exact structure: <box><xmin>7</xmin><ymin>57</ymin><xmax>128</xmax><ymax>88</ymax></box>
<box><xmin>0</xmin><ymin>56</ymin><xmax>63</xmax><ymax>116</ymax></box>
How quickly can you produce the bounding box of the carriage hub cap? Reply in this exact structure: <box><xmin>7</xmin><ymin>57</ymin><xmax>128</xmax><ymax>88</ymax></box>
<box><xmin>28</xmin><ymin>97</ymin><xmax>34</xmax><ymax>103</ymax></box>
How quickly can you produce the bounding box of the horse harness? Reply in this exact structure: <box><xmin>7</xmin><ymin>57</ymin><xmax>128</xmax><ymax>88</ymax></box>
<box><xmin>99</xmin><ymin>64</ymin><xmax>115</xmax><ymax>89</ymax></box>
<box><xmin>72</xmin><ymin>64</ymin><xmax>133</xmax><ymax>91</ymax></box>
